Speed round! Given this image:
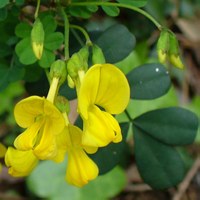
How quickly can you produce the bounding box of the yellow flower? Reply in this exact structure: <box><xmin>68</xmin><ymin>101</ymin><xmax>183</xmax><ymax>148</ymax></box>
<box><xmin>5</xmin><ymin>147</ymin><xmax>38</xmax><ymax>177</ymax></box>
<box><xmin>14</xmin><ymin>96</ymin><xmax>65</xmax><ymax>160</ymax></box>
<box><xmin>78</xmin><ymin>64</ymin><xmax>130</xmax><ymax>147</ymax></box>
<box><xmin>65</xmin><ymin>124</ymin><xmax>99</xmax><ymax>187</ymax></box>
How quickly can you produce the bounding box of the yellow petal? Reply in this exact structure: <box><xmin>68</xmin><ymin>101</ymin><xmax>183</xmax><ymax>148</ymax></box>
<box><xmin>33</xmin><ymin>119</ymin><xmax>58</xmax><ymax>160</ymax></box>
<box><xmin>14</xmin><ymin>96</ymin><xmax>45</xmax><ymax>128</ymax></box>
<box><xmin>82</xmin><ymin>105</ymin><xmax>122</xmax><ymax>147</ymax></box>
<box><xmin>5</xmin><ymin>147</ymin><xmax>38</xmax><ymax>177</ymax></box>
<box><xmin>51</xmin><ymin>128</ymin><xmax>68</xmax><ymax>163</ymax></box>
<box><xmin>43</xmin><ymin>99</ymin><xmax>65</xmax><ymax>135</ymax></box>
<box><xmin>169</xmin><ymin>54</ymin><xmax>185</xmax><ymax>69</ymax></box>
<box><xmin>78</xmin><ymin>64</ymin><xmax>130</xmax><ymax>119</ymax></box>
<box><xmin>66</xmin><ymin>148</ymin><xmax>99</xmax><ymax>187</ymax></box>
<box><xmin>14</xmin><ymin>119</ymin><xmax>43</xmax><ymax>150</ymax></box>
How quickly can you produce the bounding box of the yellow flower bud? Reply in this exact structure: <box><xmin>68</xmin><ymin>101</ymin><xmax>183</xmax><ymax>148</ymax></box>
<box><xmin>31</xmin><ymin>18</ymin><xmax>44</xmax><ymax>60</ymax></box>
<box><xmin>169</xmin><ymin>54</ymin><xmax>184</xmax><ymax>69</ymax></box>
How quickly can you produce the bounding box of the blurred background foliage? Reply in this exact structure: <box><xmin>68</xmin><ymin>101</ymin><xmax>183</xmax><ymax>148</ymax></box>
<box><xmin>0</xmin><ymin>0</ymin><xmax>200</xmax><ymax>199</ymax></box>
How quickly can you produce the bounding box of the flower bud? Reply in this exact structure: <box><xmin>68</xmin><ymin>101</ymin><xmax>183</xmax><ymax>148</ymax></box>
<box><xmin>31</xmin><ymin>18</ymin><xmax>44</xmax><ymax>60</ymax></box>
<box><xmin>50</xmin><ymin>60</ymin><xmax>67</xmax><ymax>85</ymax></box>
<box><xmin>67</xmin><ymin>46</ymin><xmax>89</xmax><ymax>80</ymax></box>
<box><xmin>169</xmin><ymin>54</ymin><xmax>184</xmax><ymax>69</ymax></box>
<box><xmin>67</xmin><ymin>75</ymin><xmax>75</xmax><ymax>88</ymax></box>
<box><xmin>92</xmin><ymin>44</ymin><xmax>105</xmax><ymax>64</ymax></box>
<box><xmin>157</xmin><ymin>30</ymin><xmax>169</xmax><ymax>64</ymax></box>
<box><xmin>168</xmin><ymin>33</ymin><xmax>184</xmax><ymax>69</ymax></box>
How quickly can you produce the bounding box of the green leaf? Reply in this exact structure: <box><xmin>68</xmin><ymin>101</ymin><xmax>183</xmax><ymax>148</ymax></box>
<box><xmin>96</xmin><ymin>24</ymin><xmax>136</xmax><ymax>63</ymax></box>
<box><xmin>40</xmin><ymin>15</ymin><xmax>57</xmax><ymax>34</ymax></box>
<box><xmin>116</xmin><ymin>0</ymin><xmax>147</xmax><ymax>7</ymax></box>
<box><xmin>27</xmin><ymin>159</ymin><xmax>126</xmax><ymax>200</ymax></box>
<box><xmin>0</xmin><ymin>0</ymin><xmax>9</xmax><ymax>8</ymax></box>
<box><xmin>133</xmin><ymin>107</ymin><xmax>198</xmax><ymax>146</ymax></box>
<box><xmin>101</xmin><ymin>5</ymin><xmax>120</xmax><ymax>17</ymax></box>
<box><xmin>0</xmin><ymin>63</ymin><xmax>9</xmax><ymax>91</ymax></box>
<box><xmin>90</xmin><ymin>123</ymin><xmax>129</xmax><ymax>175</ymax></box>
<box><xmin>0</xmin><ymin>7</ymin><xmax>7</xmax><ymax>21</ymax></box>
<box><xmin>38</xmin><ymin>49</ymin><xmax>55</xmax><ymax>68</ymax></box>
<box><xmin>45</xmin><ymin>32</ymin><xmax>64</xmax><ymax>51</ymax></box>
<box><xmin>133</xmin><ymin>125</ymin><xmax>185</xmax><ymax>189</ymax></box>
<box><xmin>15</xmin><ymin>22</ymin><xmax>31</xmax><ymax>38</ymax></box>
<box><xmin>80</xmin><ymin>167</ymin><xmax>126</xmax><ymax>200</ymax></box>
<box><xmin>127</xmin><ymin>63</ymin><xmax>171</xmax><ymax>100</ymax></box>
<box><xmin>0</xmin><ymin>43</ymin><xmax>12</xmax><ymax>57</ymax></box>
<box><xmin>69</xmin><ymin>7</ymin><xmax>93</xmax><ymax>19</ymax></box>
<box><xmin>15</xmin><ymin>37</ymin><xmax>37</xmax><ymax>65</ymax></box>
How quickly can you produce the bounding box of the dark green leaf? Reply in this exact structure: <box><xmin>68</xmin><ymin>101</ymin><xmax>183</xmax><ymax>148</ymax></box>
<box><xmin>0</xmin><ymin>43</ymin><xmax>12</xmax><ymax>57</ymax></box>
<box><xmin>101</xmin><ymin>5</ymin><xmax>120</xmax><ymax>17</ymax></box>
<box><xmin>0</xmin><ymin>63</ymin><xmax>9</xmax><ymax>91</ymax></box>
<box><xmin>116</xmin><ymin>0</ymin><xmax>147</xmax><ymax>7</ymax></box>
<box><xmin>96</xmin><ymin>24</ymin><xmax>135</xmax><ymax>63</ymax></box>
<box><xmin>38</xmin><ymin>49</ymin><xmax>55</xmax><ymax>68</ymax></box>
<box><xmin>44</xmin><ymin>32</ymin><xmax>64</xmax><ymax>51</ymax></box>
<box><xmin>0</xmin><ymin>7</ymin><xmax>7</xmax><ymax>21</ymax></box>
<box><xmin>90</xmin><ymin>123</ymin><xmax>129</xmax><ymax>174</ymax></box>
<box><xmin>15</xmin><ymin>22</ymin><xmax>31</xmax><ymax>38</ymax></box>
<box><xmin>133</xmin><ymin>125</ymin><xmax>185</xmax><ymax>189</ymax></box>
<box><xmin>0</xmin><ymin>0</ymin><xmax>9</xmax><ymax>8</ymax></box>
<box><xmin>127</xmin><ymin>63</ymin><xmax>171</xmax><ymax>100</ymax></box>
<box><xmin>15</xmin><ymin>37</ymin><xmax>37</xmax><ymax>65</ymax></box>
<box><xmin>133</xmin><ymin>107</ymin><xmax>198</xmax><ymax>145</ymax></box>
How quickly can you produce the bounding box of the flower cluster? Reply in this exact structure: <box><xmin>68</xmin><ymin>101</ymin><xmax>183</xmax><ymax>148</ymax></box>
<box><xmin>5</xmin><ymin>62</ymin><xmax>130</xmax><ymax>187</ymax></box>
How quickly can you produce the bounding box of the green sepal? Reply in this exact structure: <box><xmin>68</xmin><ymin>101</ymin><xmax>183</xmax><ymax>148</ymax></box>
<box><xmin>50</xmin><ymin>60</ymin><xmax>67</xmax><ymax>85</ymax></box>
<box><xmin>92</xmin><ymin>44</ymin><xmax>105</xmax><ymax>64</ymax></box>
<box><xmin>67</xmin><ymin>46</ymin><xmax>89</xmax><ymax>79</ymax></box>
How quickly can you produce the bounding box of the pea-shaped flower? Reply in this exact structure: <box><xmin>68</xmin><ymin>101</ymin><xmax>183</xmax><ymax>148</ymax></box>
<box><xmin>65</xmin><ymin>125</ymin><xmax>99</xmax><ymax>187</ymax></box>
<box><xmin>13</xmin><ymin>96</ymin><xmax>65</xmax><ymax>160</ymax></box>
<box><xmin>5</xmin><ymin>147</ymin><xmax>38</xmax><ymax>177</ymax></box>
<box><xmin>78</xmin><ymin>64</ymin><xmax>130</xmax><ymax>147</ymax></box>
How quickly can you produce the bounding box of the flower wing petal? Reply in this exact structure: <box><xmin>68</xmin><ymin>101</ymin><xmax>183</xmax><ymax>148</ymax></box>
<box><xmin>5</xmin><ymin>147</ymin><xmax>38</xmax><ymax>177</ymax></box>
<box><xmin>14</xmin><ymin>96</ymin><xmax>45</xmax><ymax>128</ymax></box>
<box><xmin>14</xmin><ymin>120</ymin><xmax>43</xmax><ymax>150</ymax></box>
<box><xmin>78</xmin><ymin>64</ymin><xmax>130</xmax><ymax>118</ymax></box>
<box><xmin>82</xmin><ymin>106</ymin><xmax>122</xmax><ymax>147</ymax></box>
<box><xmin>43</xmin><ymin>99</ymin><xmax>65</xmax><ymax>135</ymax></box>
<box><xmin>66</xmin><ymin>149</ymin><xmax>98</xmax><ymax>187</ymax></box>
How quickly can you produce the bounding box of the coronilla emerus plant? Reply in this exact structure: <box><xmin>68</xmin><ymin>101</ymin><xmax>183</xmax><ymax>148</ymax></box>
<box><xmin>0</xmin><ymin>0</ymin><xmax>199</xmax><ymax>197</ymax></box>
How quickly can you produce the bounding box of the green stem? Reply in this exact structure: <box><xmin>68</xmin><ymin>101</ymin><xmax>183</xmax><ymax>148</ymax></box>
<box><xmin>70</xmin><ymin>25</ymin><xmax>92</xmax><ymax>46</ymax></box>
<box><xmin>124</xmin><ymin>109</ymin><xmax>132</xmax><ymax>122</ymax></box>
<box><xmin>61</xmin><ymin>8</ymin><xmax>70</xmax><ymax>60</ymax></box>
<box><xmin>69</xmin><ymin>2</ymin><xmax>162</xmax><ymax>30</ymax></box>
<box><xmin>34</xmin><ymin>0</ymin><xmax>41</xmax><ymax>19</ymax></box>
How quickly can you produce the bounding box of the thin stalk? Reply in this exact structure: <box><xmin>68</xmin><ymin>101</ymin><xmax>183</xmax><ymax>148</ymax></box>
<box><xmin>69</xmin><ymin>2</ymin><xmax>162</xmax><ymax>30</ymax></box>
<box><xmin>70</xmin><ymin>24</ymin><xmax>92</xmax><ymax>46</ymax></box>
<box><xmin>61</xmin><ymin>8</ymin><xmax>70</xmax><ymax>60</ymax></box>
<box><xmin>34</xmin><ymin>0</ymin><xmax>41</xmax><ymax>19</ymax></box>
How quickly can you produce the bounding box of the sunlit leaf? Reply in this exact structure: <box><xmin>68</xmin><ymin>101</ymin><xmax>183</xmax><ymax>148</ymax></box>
<box><xmin>44</xmin><ymin>32</ymin><xmax>64</xmax><ymax>51</ymax></box>
<box><xmin>15</xmin><ymin>37</ymin><xmax>37</xmax><ymax>65</ymax></box>
<box><xmin>38</xmin><ymin>49</ymin><xmax>55</xmax><ymax>68</ymax></box>
<box><xmin>101</xmin><ymin>5</ymin><xmax>120</xmax><ymax>17</ymax></box>
<box><xmin>116</xmin><ymin>0</ymin><xmax>147</xmax><ymax>7</ymax></box>
<box><xmin>15</xmin><ymin>22</ymin><xmax>31</xmax><ymax>38</ymax></box>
